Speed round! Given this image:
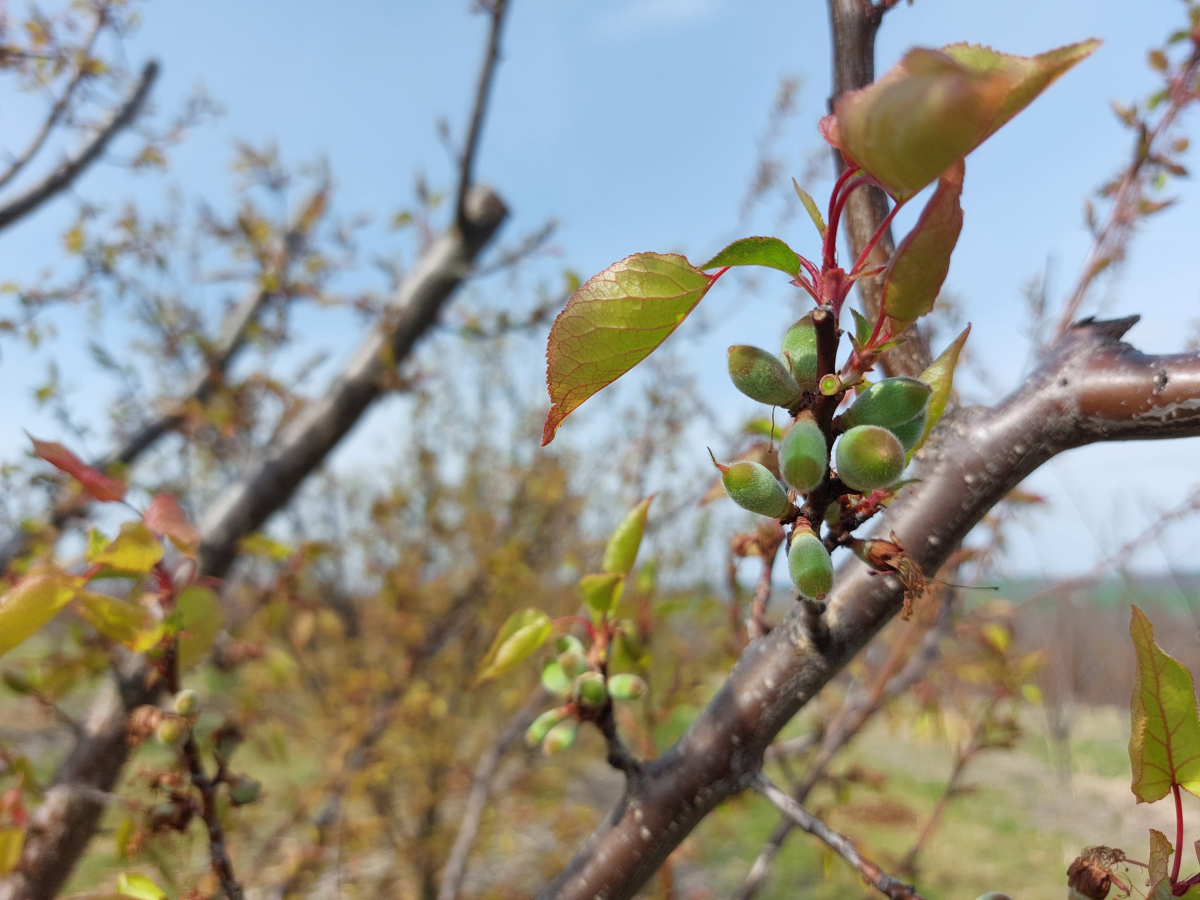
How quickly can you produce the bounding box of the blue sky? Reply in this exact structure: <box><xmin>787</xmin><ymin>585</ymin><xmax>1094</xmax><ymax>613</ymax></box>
<box><xmin>1</xmin><ymin>0</ymin><xmax>1198</xmax><ymax>578</ymax></box>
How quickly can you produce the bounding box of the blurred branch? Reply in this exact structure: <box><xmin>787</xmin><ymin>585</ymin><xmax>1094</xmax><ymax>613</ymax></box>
<box><xmin>455</xmin><ymin>0</ymin><xmax>509</xmax><ymax>231</ymax></box>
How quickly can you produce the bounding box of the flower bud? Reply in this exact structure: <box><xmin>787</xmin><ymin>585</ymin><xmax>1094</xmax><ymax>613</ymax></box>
<box><xmin>228</xmin><ymin>775</ymin><xmax>262</xmax><ymax>805</ymax></box>
<box><xmin>173</xmin><ymin>689</ymin><xmax>199</xmax><ymax>717</ymax></box>
<box><xmin>727</xmin><ymin>345</ymin><xmax>801</xmax><ymax>408</ymax></box>
<box><xmin>778</xmin><ymin>414</ymin><xmax>827</xmax><ymax>493</ymax></box>
<box><xmin>788</xmin><ymin>530</ymin><xmax>834</xmax><ymax>600</ymax></box>
<box><xmin>835</xmin><ymin>425</ymin><xmax>905</xmax><ymax>491</ymax></box>
<box><xmin>155</xmin><ymin>717</ymin><xmax>188</xmax><ymax>747</ymax></box>
<box><xmin>541</xmin><ymin>660</ymin><xmax>572</xmax><ymax>696</ymax></box>
<box><xmin>526</xmin><ymin>707</ymin><xmax>569</xmax><ymax>747</ymax></box>
<box><xmin>888</xmin><ymin>410</ymin><xmax>927</xmax><ymax>451</ymax></box>
<box><xmin>711</xmin><ymin>453</ymin><xmax>791</xmax><ymax>519</ymax></box>
<box><xmin>543</xmin><ymin>717</ymin><xmax>579</xmax><ymax>754</ymax></box>
<box><xmin>575</xmin><ymin>671</ymin><xmax>608</xmax><ymax>708</ymax></box>
<box><xmin>841</xmin><ymin>377</ymin><xmax>931</xmax><ymax>431</ymax></box>
<box><xmin>780</xmin><ymin>315</ymin><xmax>818</xmax><ymax>387</ymax></box>
<box><xmin>606</xmin><ymin>673</ymin><xmax>647</xmax><ymax>701</ymax></box>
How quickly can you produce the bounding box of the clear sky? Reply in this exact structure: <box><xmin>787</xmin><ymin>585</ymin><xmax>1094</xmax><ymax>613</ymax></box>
<box><xmin>1</xmin><ymin>0</ymin><xmax>1198</xmax><ymax>579</ymax></box>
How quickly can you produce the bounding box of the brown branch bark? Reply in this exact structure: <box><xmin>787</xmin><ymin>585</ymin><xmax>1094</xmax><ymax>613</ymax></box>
<box><xmin>538</xmin><ymin>317</ymin><xmax>1200</xmax><ymax>900</ymax></box>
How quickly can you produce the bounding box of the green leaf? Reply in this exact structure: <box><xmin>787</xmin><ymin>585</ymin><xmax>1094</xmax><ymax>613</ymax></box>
<box><xmin>579</xmin><ymin>572</ymin><xmax>623</xmax><ymax>621</ymax></box>
<box><xmin>1129</xmin><ymin>606</ymin><xmax>1200</xmax><ymax>802</ymax></box>
<box><xmin>541</xmin><ymin>253</ymin><xmax>718</xmax><ymax>444</ymax></box>
<box><xmin>850</xmin><ymin>308</ymin><xmax>872</xmax><ymax>349</ymax></box>
<box><xmin>90</xmin><ymin>522</ymin><xmax>163</xmax><ymax>576</ymax></box>
<box><xmin>882</xmin><ymin>160</ymin><xmax>964</xmax><ymax>333</ymax></box>
<box><xmin>238</xmin><ymin>533</ymin><xmax>292</xmax><ymax>561</ymax></box>
<box><xmin>0</xmin><ymin>567</ymin><xmax>76</xmax><ymax>658</ymax></box>
<box><xmin>475</xmin><ymin>608</ymin><xmax>552</xmax><ymax>685</ymax></box>
<box><xmin>75</xmin><ymin>590</ymin><xmax>158</xmax><ymax>650</ymax></box>
<box><xmin>175</xmin><ymin>585</ymin><xmax>223</xmax><ymax>670</ymax></box>
<box><xmin>1148</xmin><ymin>829</ymin><xmax>1173</xmax><ymax>900</ymax></box>
<box><xmin>701</xmin><ymin>237</ymin><xmax>801</xmax><ymax>278</ymax></box>
<box><xmin>908</xmin><ymin>325</ymin><xmax>970</xmax><ymax>460</ymax></box>
<box><xmin>86</xmin><ymin>527</ymin><xmax>108</xmax><ymax>560</ymax></box>
<box><xmin>117</xmin><ymin>872</ymin><xmax>166</xmax><ymax>900</ymax></box>
<box><xmin>793</xmin><ymin>178</ymin><xmax>827</xmax><ymax>240</ymax></box>
<box><xmin>0</xmin><ymin>826</ymin><xmax>24</xmax><ymax>876</ymax></box>
<box><xmin>743</xmin><ymin>417</ymin><xmax>785</xmax><ymax>440</ymax></box>
<box><xmin>541</xmin><ymin>659</ymin><xmax>572</xmax><ymax>696</ymax></box>
<box><xmin>603</xmin><ymin>497</ymin><xmax>653</xmax><ymax>576</ymax></box>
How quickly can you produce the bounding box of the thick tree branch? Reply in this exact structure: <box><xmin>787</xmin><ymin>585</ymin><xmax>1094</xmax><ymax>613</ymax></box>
<box><xmin>0</xmin><ymin>60</ymin><xmax>158</xmax><ymax>234</ymax></box>
<box><xmin>539</xmin><ymin>317</ymin><xmax>1200</xmax><ymax>900</ymax></box>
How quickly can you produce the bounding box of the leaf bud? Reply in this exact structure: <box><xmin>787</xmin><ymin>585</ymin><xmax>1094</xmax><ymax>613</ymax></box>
<box><xmin>541</xmin><ymin>659</ymin><xmax>572</xmax><ymax>696</ymax></box>
<box><xmin>787</xmin><ymin>530</ymin><xmax>834</xmax><ymax>600</ymax></box>
<box><xmin>526</xmin><ymin>706</ymin><xmax>569</xmax><ymax>747</ymax></box>
<box><xmin>835</xmin><ymin>425</ymin><xmax>905</xmax><ymax>492</ymax></box>
<box><xmin>155</xmin><ymin>717</ymin><xmax>188</xmax><ymax>747</ymax></box>
<box><xmin>778</xmin><ymin>413</ymin><xmax>827</xmax><ymax>493</ymax></box>
<box><xmin>780</xmin><ymin>314</ymin><xmax>818</xmax><ymax>387</ymax></box>
<box><xmin>228</xmin><ymin>775</ymin><xmax>262</xmax><ymax>806</ymax></box>
<box><xmin>841</xmin><ymin>377</ymin><xmax>931</xmax><ymax>431</ymax></box>
<box><xmin>710</xmin><ymin>452</ymin><xmax>791</xmax><ymax>519</ymax></box>
<box><xmin>542</xmin><ymin>717</ymin><xmax>579</xmax><ymax>754</ymax></box>
<box><xmin>606</xmin><ymin>673</ymin><xmax>647</xmax><ymax>701</ymax></box>
<box><xmin>575</xmin><ymin>671</ymin><xmax>608</xmax><ymax>708</ymax></box>
<box><xmin>173</xmin><ymin>689</ymin><xmax>199</xmax><ymax>717</ymax></box>
<box><xmin>727</xmin><ymin>345</ymin><xmax>801</xmax><ymax>408</ymax></box>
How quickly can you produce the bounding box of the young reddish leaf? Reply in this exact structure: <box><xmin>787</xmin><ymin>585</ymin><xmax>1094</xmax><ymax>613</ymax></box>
<box><xmin>475</xmin><ymin>608</ymin><xmax>553</xmax><ymax>685</ymax></box>
<box><xmin>143</xmin><ymin>494</ymin><xmax>199</xmax><ymax>555</ymax></box>
<box><xmin>793</xmin><ymin>179</ymin><xmax>827</xmax><ymax>240</ymax></box>
<box><xmin>908</xmin><ymin>324</ymin><xmax>971</xmax><ymax>461</ymax></box>
<box><xmin>1148</xmin><ymin>830</ymin><xmax>1173</xmax><ymax>900</ymax></box>
<box><xmin>542</xmin><ymin>254</ymin><xmax>718</xmax><ymax>445</ymax></box>
<box><xmin>603</xmin><ymin>497</ymin><xmax>653</xmax><ymax>577</ymax></box>
<box><xmin>90</xmin><ymin>522</ymin><xmax>164</xmax><ymax>576</ymax></box>
<box><xmin>579</xmin><ymin>572</ymin><xmax>623</xmax><ymax>621</ymax></box>
<box><xmin>0</xmin><ymin>566</ymin><xmax>76</xmax><ymax>658</ymax></box>
<box><xmin>1129</xmin><ymin>606</ymin><xmax>1200</xmax><ymax>802</ymax></box>
<box><xmin>882</xmin><ymin>160</ymin><xmax>965</xmax><ymax>333</ymax></box>
<box><xmin>74</xmin><ymin>590</ymin><xmax>154</xmax><ymax>649</ymax></box>
<box><xmin>700</xmin><ymin>236</ymin><xmax>801</xmax><ymax>278</ymax></box>
<box><xmin>175</xmin><ymin>585</ymin><xmax>223</xmax><ymax>670</ymax></box>
<box><xmin>29</xmin><ymin>436</ymin><xmax>126</xmax><ymax>503</ymax></box>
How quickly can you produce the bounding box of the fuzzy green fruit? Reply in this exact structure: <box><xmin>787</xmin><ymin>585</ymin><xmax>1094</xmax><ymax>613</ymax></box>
<box><xmin>727</xmin><ymin>345</ymin><xmax>801</xmax><ymax>407</ymax></box>
<box><xmin>575</xmin><ymin>671</ymin><xmax>608</xmax><ymax>708</ymax></box>
<box><xmin>836</xmin><ymin>425</ymin><xmax>905</xmax><ymax>491</ymax></box>
<box><xmin>606</xmin><ymin>673</ymin><xmax>647</xmax><ymax>701</ymax></box>
<box><xmin>228</xmin><ymin>775</ymin><xmax>262</xmax><ymax>805</ymax></box>
<box><xmin>788</xmin><ymin>531</ymin><xmax>834</xmax><ymax>600</ymax></box>
<box><xmin>173</xmin><ymin>689</ymin><xmax>199</xmax><ymax>717</ymax></box>
<box><xmin>543</xmin><ymin>717</ymin><xmax>579</xmax><ymax>754</ymax></box>
<box><xmin>842</xmin><ymin>377</ymin><xmax>931</xmax><ymax>431</ymax></box>
<box><xmin>780</xmin><ymin>315</ymin><xmax>818</xmax><ymax>387</ymax></box>
<box><xmin>526</xmin><ymin>707</ymin><xmax>569</xmax><ymax>747</ymax></box>
<box><xmin>155</xmin><ymin>717</ymin><xmax>187</xmax><ymax>747</ymax></box>
<box><xmin>889</xmin><ymin>410</ymin><xmax>927</xmax><ymax>451</ymax></box>
<box><xmin>778</xmin><ymin>414</ymin><xmax>827</xmax><ymax>492</ymax></box>
<box><xmin>713</xmin><ymin>456</ymin><xmax>791</xmax><ymax>519</ymax></box>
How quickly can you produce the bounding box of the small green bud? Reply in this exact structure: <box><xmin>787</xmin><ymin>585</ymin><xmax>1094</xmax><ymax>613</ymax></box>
<box><xmin>526</xmin><ymin>707</ymin><xmax>569</xmax><ymax>747</ymax></box>
<box><xmin>155</xmin><ymin>717</ymin><xmax>187</xmax><ymax>747</ymax></box>
<box><xmin>836</xmin><ymin>425</ymin><xmax>905</xmax><ymax>492</ymax></box>
<box><xmin>542</xmin><ymin>717</ymin><xmax>579</xmax><ymax>754</ymax></box>
<box><xmin>780</xmin><ymin>314</ymin><xmax>818</xmax><ymax>387</ymax></box>
<box><xmin>841</xmin><ymin>377</ymin><xmax>931</xmax><ymax>431</ymax></box>
<box><xmin>727</xmin><ymin>345</ymin><xmax>801</xmax><ymax>407</ymax></box>
<box><xmin>606</xmin><ymin>673</ymin><xmax>647</xmax><ymax>701</ymax></box>
<box><xmin>541</xmin><ymin>659</ymin><xmax>572</xmax><ymax>696</ymax></box>
<box><xmin>888</xmin><ymin>410</ymin><xmax>927</xmax><ymax>451</ymax></box>
<box><xmin>711</xmin><ymin>453</ymin><xmax>791</xmax><ymax>519</ymax></box>
<box><xmin>575</xmin><ymin>671</ymin><xmax>608</xmax><ymax>708</ymax></box>
<box><xmin>213</xmin><ymin>723</ymin><xmax>244</xmax><ymax>763</ymax></box>
<box><xmin>173</xmin><ymin>689</ymin><xmax>199</xmax><ymax>717</ymax></box>
<box><xmin>557</xmin><ymin>648</ymin><xmax>589</xmax><ymax>678</ymax></box>
<box><xmin>228</xmin><ymin>775</ymin><xmax>262</xmax><ymax>805</ymax></box>
<box><xmin>787</xmin><ymin>530</ymin><xmax>834</xmax><ymax>600</ymax></box>
<box><xmin>778</xmin><ymin>413</ymin><xmax>827</xmax><ymax>493</ymax></box>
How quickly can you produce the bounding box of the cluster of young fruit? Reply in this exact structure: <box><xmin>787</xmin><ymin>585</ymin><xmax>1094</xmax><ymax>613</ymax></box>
<box><xmin>715</xmin><ymin>314</ymin><xmax>932</xmax><ymax>602</ymax></box>
<box><xmin>154</xmin><ymin>689</ymin><xmax>262</xmax><ymax>806</ymax></box>
<box><xmin>524</xmin><ymin>635</ymin><xmax>647</xmax><ymax>753</ymax></box>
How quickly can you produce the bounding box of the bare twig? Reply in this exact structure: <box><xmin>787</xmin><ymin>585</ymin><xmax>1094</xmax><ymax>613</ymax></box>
<box><xmin>455</xmin><ymin>0</ymin><xmax>509</xmax><ymax>230</ymax></box>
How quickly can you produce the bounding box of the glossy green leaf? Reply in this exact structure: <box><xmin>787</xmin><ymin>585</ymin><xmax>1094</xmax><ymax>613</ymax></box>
<box><xmin>117</xmin><ymin>872</ymin><xmax>166</xmax><ymax>900</ymax></box>
<box><xmin>1148</xmin><ymin>829</ymin><xmax>1173</xmax><ymax>900</ymax></box>
<box><xmin>542</xmin><ymin>254</ymin><xmax>718</xmax><ymax>444</ymax></box>
<box><xmin>0</xmin><ymin>567</ymin><xmax>76</xmax><ymax>658</ymax></box>
<box><xmin>793</xmin><ymin>178</ymin><xmax>827</xmax><ymax>240</ymax></box>
<box><xmin>882</xmin><ymin>160</ymin><xmax>964</xmax><ymax>333</ymax></box>
<box><xmin>90</xmin><ymin>522</ymin><xmax>163</xmax><ymax>575</ymax></box>
<box><xmin>1129</xmin><ymin>606</ymin><xmax>1200</xmax><ymax>802</ymax></box>
<box><xmin>603</xmin><ymin>497</ymin><xmax>653</xmax><ymax>576</ymax></box>
<box><xmin>909</xmin><ymin>325</ymin><xmax>971</xmax><ymax>460</ymax></box>
<box><xmin>701</xmin><ymin>236</ymin><xmax>801</xmax><ymax>278</ymax></box>
<box><xmin>579</xmin><ymin>572</ymin><xmax>623</xmax><ymax>621</ymax></box>
<box><xmin>175</xmin><ymin>585</ymin><xmax>223</xmax><ymax>670</ymax></box>
<box><xmin>475</xmin><ymin>608</ymin><xmax>552</xmax><ymax>685</ymax></box>
<box><xmin>850</xmin><ymin>308</ymin><xmax>872</xmax><ymax>349</ymax></box>
<box><xmin>75</xmin><ymin>590</ymin><xmax>157</xmax><ymax>650</ymax></box>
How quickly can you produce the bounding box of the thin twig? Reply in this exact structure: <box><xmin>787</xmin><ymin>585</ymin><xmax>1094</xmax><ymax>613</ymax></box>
<box><xmin>455</xmin><ymin>0</ymin><xmax>509</xmax><ymax>230</ymax></box>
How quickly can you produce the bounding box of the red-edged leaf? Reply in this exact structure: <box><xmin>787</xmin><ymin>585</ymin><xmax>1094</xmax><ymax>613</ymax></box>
<box><xmin>542</xmin><ymin>253</ymin><xmax>718</xmax><ymax>445</ymax></box>
<box><xmin>143</xmin><ymin>494</ymin><xmax>199</xmax><ymax>555</ymax></box>
<box><xmin>29</xmin><ymin>437</ymin><xmax>126</xmax><ymax>503</ymax></box>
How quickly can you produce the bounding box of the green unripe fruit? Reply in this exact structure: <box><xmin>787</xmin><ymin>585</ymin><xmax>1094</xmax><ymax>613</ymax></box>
<box><xmin>173</xmin><ymin>689</ymin><xmax>199</xmax><ymax>717</ymax></box>
<box><xmin>555</xmin><ymin>635</ymin><xmax>585</xmax><ymax>656</ymax></box>
<box><xmin>606</xmin><ymin>673</ymin><xmax>647</xmax><ymax>701</ymax></box>
<box><xmin>778</xmin><ymin>414</ymin><xmax>827</xmax><ymax>492</ymax></box>
<box><xmin>842</xmin><ymin>377</ymin><xmax>931</xmax><ymax>431</ymax></box>
<box><xmin>526</xmin><ymin>707</ymin><xmax>569</xmax><ymax>747</ymax></box>
<box><xmin>557</xmin><ymin>648</ymin><xmax>588</xmax><ymax>678</ymax></box>
<box><xmin>836</xmin><ymin>425</ymin><xmax>905</xmax><ymax>492</ymax></box>
<box><xmin>787</xmin><ymin>531</ymin><xmax>834</xmax><ymax>600</ymax></box>
<box><xmin>541</xmin><ymin>660</ymin><xmax>572</xmax><ymax>696</ymax></box>
<box><xmin>727</xmin><ymin>345</ymin><xmax>801</xmax><ymax>407</ymax></box>
<box><xmin>888</xmin><ymin>410</ymin><xmax>927</xmax><ymax>452</ymax></box>
<box><xmin>712</xmin><ymin>454</ymin><xmax>791</xmax><ymax>519</ymax></box>
<box><xmin>780</xmin><ymin>315</ymin><xmax>818</xmax><ymax>387</ymax></box>
<box><xmin>228</xmin><ymin>775</ymin><xmax>262</xmax><ymax>805</ymax></box>
<box><xmin>575</xmin><ymin>671</ymin><xmax>608</xmax><ymax>708</ymax></box>
<box><xmin>542</xmin><ymin>717</ymin><xmax>579</xmax><ymax>754</ymax></box>
<box><xmin>155</xmin><ymin>717</ymin><xmax>187</xmax><ymax>747</ymax></box>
